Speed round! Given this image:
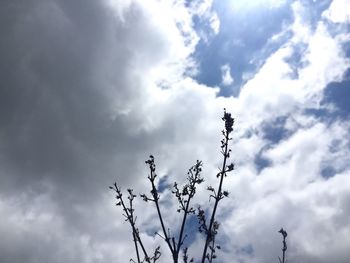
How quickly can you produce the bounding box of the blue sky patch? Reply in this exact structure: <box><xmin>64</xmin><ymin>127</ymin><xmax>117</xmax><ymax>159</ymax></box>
<box><xmin>193</xmin><ymin>1</ymin><xmax>294</xmax><ymax>97</ymax></box>
<box><xmin>322</xmin><ymin>71</ymin><xmax>350</xmax><ymax>120</ymax></box>
<box><xmin>261</xmin><ymin>116</ymin><xmax>290</xmax><ymax>144</ymax></box>
<box><xmin>254</xmin><ymin>150</ymin><xmax>272</xmax><ymax>173</ymax></box>
<box><xmin>157</xmin><ymin>174</ymin><xmax>171</xmax><ymax>193</ymax></box>
<box><xmin>321</xmin><ymin>166</ymin><xmax>336</xmax><ymax>179</ymax></box>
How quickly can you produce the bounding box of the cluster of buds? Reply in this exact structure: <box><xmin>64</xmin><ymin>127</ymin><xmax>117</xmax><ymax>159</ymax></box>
<box><xmin>207</xmin><ymin>221</ymin><xmax>220</xmax><ymax>261</ymax></box>
<box><xmin>207</xmin><ymin>185</ymin><xmax>229</xmax><ymax>201</ymax></box>
<box><xmin>278</xmin><ymin>228</ymin><xmax>288</xmax><ymax>263</ymax></box>
<box><xmin>197</xmin><ymin>207</ymin><xmax>208</xmax><ymax>235</ymax></box>
<box><xmin>145</xmin><ymin>155</ymin><xmax>156</xmax><ymax>175</ymax></box>
<box><xmin>222</xmin><ymin>109</ymin><xmax>234</xmax><ymax>135</ymax></box>
<box><xmin>172</xmin><ymin>161</ymin><xmax>204</xmax><ymax>213</ymax></box>
<box><xmin>279</xmin><ymin>228</ymin><xmax>287</xmax><ymax>252</ymax></box>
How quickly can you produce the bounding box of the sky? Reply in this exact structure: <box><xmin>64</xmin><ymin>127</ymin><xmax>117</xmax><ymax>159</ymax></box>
<box><xmin>0</xmin><ymin>0</ymin><xmax>350</xmax><ymax>262</ymax></box>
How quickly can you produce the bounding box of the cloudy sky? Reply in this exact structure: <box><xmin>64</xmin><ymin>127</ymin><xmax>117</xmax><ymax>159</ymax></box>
<box><xmin>1</xmin><ymin>0</ymin><xmax>350</xmax><ymax>262</ymax></box>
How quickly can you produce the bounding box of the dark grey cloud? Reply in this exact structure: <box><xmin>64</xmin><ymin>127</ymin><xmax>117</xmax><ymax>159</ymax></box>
<box><xmin>0</xmin><ymin>0</ymin><xmax>160</xmax><ymax>196</ymax></box>
<box><xmin>0</xmin><ymin>1</ymin><xmax>175</xmax><ymax>261</ymax></box>
<box><xmin>0</xmin><ymin>1</ymin><xmax>222</xmax><ymax>261</ymax></box>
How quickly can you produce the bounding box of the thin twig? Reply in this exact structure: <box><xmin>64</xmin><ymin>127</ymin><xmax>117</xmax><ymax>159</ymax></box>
<box><xmin>110</xmin><ymin>184</ymin><xmax>151</xmax><ymax>263</ymax></box>
<box><xmin>145</xmin><ymin>156</ymin><xmax>176</xmax><ymax>259</ymax></box>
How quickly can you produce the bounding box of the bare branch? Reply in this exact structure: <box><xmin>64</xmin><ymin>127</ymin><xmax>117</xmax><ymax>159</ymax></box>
<box><xmin>145</xmin><ymin>156</ymin><xmax>176</xmax><ymax>257</ymax></box>
<box><xmin>110</xmin><ymin>183</ymin><xmax>151</xmax><ymax>263</ymax></box>
<box><xmin>111</xmin><ymin>110</ymin><xmax>236</xmax><ymax>263</ymax></box>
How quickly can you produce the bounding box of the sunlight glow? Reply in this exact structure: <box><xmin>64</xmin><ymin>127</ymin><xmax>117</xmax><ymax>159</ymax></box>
<box><xmin>227</xmin><ymin>0</ymin><xmax>286</xmax><ymax>11</ymax></box>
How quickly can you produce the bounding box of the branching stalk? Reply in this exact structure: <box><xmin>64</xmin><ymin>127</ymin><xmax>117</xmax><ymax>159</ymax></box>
<box><xmin>201</xmin><ymin>110</ymin><xmax>234</xmax><ymax>263</ymax></box>
<box><xmin>176</xmin><ymin>161</ymin><xmax>203</xmax><ymax>257</ymax></box>
<box><xmin>110</xmin><ymin>184</ymin><xmax>151</xmax><ymax>263</ymax></box>
<box><xmin>111</xmin><ymin>110</ymin><xmax>234</xmax><ymax>263</ymax></box>
<box><xmin>145</xmin><ymin>156</ymin><xmax>176</xmax><ymax>259</ymax></box>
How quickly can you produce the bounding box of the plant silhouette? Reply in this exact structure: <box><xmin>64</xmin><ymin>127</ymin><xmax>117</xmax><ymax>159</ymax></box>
<box><xmin>110</xmin><ymin>110</ymin><xmax>288</xmax><ymax>263</ymax></box>
<box><xmin>110</xmin><ymin>110</ymin><xmax>234</xmax><ymax>263</ymax></box>
<box><xmin>278</xmin><ymin>228</ymin><xmax>288</xmax><ymax>263</ymax></box>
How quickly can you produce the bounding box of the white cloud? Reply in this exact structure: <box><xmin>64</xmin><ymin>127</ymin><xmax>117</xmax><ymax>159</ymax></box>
<box><xmin>221</xmin><ymin>64</ymin><xmax>234</xmax><ymax>86</ymax></box>
<box><xmin>188</xmin><ymin>0</ymin><xmax>220</xmax><ymax>43</ymax></box>
<box><xmin>322</xmin><ymin>0</ymin><xmax>350</xmax><ymax>23</ymax></box>
<box><xmin>237</xmin><ymin>2</ymin><xmax>350</xmax><ymax>127</ymax></box>
<box><xmin>209</xmin><ymin>11</ymin><xmax>220</xmax><ymax>34</ymax></box>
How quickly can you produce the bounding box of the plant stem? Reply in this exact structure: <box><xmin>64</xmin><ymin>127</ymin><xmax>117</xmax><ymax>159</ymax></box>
<box><xmin>113</xmin><ymin>185</ymin><xmax>151</xmax><ymax>263</ymax></box>
<box><xmin>176</xmin><ymin>174</ymin><xmax>198</xmax><ymax>257</ymax></box>
<box><xmin>201</xmin><ymin>131</ymin><xmax>229</xmax><ymax>263</ymax></box>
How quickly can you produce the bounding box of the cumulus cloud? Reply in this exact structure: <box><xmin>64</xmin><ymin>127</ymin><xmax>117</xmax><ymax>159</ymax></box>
<box><xmin>188</xmin><ymin>0</ymin><xmax>220</xmax><ymax>43</ymax></box>
<box><xmin>0</xmin><ymin>0</ymin><xmax>350</xmax><ymax>263</ymax></box>
<box><xmin>322</xmin><ymin>0</ymin><xmax>350</xmax><ymax>23</ymax></box>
